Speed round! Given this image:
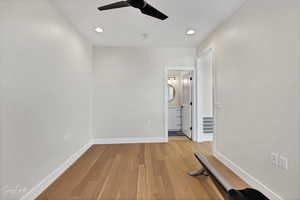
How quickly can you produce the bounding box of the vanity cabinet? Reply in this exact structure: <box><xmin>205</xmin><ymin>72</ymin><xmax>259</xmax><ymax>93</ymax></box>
<box><xmin>168</xmin><ymin>107</ymin><xmax>182</xmax><ymax>131</ymax></box>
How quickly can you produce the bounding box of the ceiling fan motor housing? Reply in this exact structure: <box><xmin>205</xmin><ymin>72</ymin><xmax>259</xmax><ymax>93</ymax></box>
<box><xmin>128</xmin><ymin>0</ymin><xmax>147</xmax><ymax>9</ymax></box>
<box><xmin>97</xmin><ymin>0</ymin><xmax>168</xmax><ymax>20</ymax></box>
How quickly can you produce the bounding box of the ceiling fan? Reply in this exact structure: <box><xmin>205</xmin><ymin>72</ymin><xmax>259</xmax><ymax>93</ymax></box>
<box><xmin>97</xmin><ymin>0</ymin><xmax>168</xmax><ymax>20</ymax></box>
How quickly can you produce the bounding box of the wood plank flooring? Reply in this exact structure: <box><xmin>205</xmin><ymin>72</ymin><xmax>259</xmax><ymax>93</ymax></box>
<box><xmin>37</xmin><ymin>138</ymin><xmax>248</xmax><ymax>200</ymax></box>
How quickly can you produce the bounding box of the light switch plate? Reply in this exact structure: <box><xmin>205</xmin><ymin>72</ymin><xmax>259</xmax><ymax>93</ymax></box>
<box><xmin>279</xmin><ymin>156</ymin><xmax>288</xmax><ymax>170</ymax></box>
<box><xmin>271</xmin><ymin>153</ymin><xmax>278</xmax><ymax>166</ymax></box>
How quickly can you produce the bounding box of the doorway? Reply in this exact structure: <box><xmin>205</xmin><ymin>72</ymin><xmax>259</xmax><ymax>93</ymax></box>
<box><xmin>165</xmin><ymin>68</ymin><xmax>196</xmax><ymax>141</ymax></box>
<box><xmin>164</xmin><ymin>51</ymin><xmax>215</xmax><ymax>144</ymax></box>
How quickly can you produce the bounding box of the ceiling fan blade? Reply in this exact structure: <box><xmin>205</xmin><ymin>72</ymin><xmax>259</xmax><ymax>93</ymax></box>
<box><xmin>98</xmin><ymin>1</ymin><xmax>130</xmax><ymax>11</ymax></box>
<box><xmin>140</xmin><ymin>3</ymin><xmax>168</xmax><ymax>20</ymax></box>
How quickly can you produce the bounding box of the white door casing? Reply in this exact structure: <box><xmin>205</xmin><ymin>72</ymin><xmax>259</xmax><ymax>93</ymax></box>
<box><xmin>196</xmin><ymin>48</ymin><xmax>215</xmax><ymax>143</ymax></box>
<box><xmin>164</xmin><ymin>67</ymin><xmax>196</xmax><ymax>142</ymax></box>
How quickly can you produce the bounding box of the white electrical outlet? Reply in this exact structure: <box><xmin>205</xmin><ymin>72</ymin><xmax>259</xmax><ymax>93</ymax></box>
<box><xmin>279</xmin><ymin>156</ymin><xmax>288</xmax><ymax>170</ymax></box>
<box><xmin>146</xmin><ymin>120</ymin><xmax>151</xmax><ymax>126</ymax></box>
<box><xmin>64</xmin><ymin>133</ymin><xmax>72</xmax><ymax>141</ymax></box>
<box><xmin>271</xmin><ymin>152</ymin><xmax>288</xmax><ymax>170</ymax></box>
<box><xmin>271</xmin><ymin>153</ymin><xmax>279</xmax><ymax>166</ymax></box>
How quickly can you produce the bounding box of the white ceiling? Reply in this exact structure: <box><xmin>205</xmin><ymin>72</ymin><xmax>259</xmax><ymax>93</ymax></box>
<box><xmin>52</xmin><ymin>0</ymin><xmax>245</xmax><ymax>47</ymax></box>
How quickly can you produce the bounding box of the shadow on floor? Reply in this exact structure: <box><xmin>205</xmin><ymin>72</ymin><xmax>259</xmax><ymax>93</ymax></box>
<box><xmin>168</xmin><ymin>131</ymin><xmax>185</xmax><ymax>137</ymax></box>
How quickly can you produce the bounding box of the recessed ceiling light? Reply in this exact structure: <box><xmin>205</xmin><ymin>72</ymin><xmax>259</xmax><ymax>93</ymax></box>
<box><xmin>186</xmin><ymin>29</ymin><xmax>196</xmax><ymax>36</ymax></box>
<box><xmin>95</xmin><ymin>27</ymin><xmax>104</xmax><ymax>33</ymax></box>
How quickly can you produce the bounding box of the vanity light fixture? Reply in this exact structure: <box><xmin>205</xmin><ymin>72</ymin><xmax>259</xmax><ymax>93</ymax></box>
<box><xmin>168</xmin><ymin>77</ymin><xmax>176</xmax><ymax>81</ymax></box>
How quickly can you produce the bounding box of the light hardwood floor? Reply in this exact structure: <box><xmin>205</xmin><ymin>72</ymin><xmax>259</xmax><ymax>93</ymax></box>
<box><xmin>37</xmin><ymin>138</ymin><xmax>248</xmax><ymax>200</ymax></box>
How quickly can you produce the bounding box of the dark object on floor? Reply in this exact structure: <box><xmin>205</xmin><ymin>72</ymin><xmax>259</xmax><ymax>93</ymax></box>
<box><xmin>168</xmin><ymin>131</ymin><xmax>185</xmax><ymax>137</ymax></box>
<box><xmin>189</xmin><ymin>152</ymin><xmax>270</xmax><ymax>200</ymax></box>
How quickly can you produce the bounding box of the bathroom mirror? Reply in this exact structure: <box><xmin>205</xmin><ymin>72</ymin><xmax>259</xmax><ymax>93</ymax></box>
<box><xmin>168</xmin><ymin>84</ymin><xmax>176</xmax><ymax>103</ymax></box>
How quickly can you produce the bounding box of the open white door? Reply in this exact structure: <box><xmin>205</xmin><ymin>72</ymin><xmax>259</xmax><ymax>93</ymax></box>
<box><xmin>182</xmin><ymin>72</ymin><xmax>193</xmax><ymax>139</ymax></box>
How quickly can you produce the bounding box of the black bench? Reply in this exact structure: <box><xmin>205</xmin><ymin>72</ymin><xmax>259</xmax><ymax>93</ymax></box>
<box><xmin>189</xmin><ymin>152</ymin><xmax>270</xmax><ymax>200</ymax></box>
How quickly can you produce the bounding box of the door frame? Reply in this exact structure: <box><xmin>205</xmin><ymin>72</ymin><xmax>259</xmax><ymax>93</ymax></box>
<box><xmin>164</xmin><ymin>67</ymin><xmax>197</xmax><ymax>142</ymax></box>
<box><xmin>197</xmin><ymin>47</ymin><xmax>217</xmax><ymax>152</ymax></box>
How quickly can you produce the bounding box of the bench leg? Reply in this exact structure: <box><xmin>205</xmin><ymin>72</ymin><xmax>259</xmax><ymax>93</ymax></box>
<box><xmin>188</xmin><ymin>169</ymin><xmax>209</xmax><ymax>176</ymax></box>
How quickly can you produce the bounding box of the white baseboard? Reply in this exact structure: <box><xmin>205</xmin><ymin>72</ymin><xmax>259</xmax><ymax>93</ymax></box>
<box><xmin>214</xmin><ymin>150</ymin><xmax>283</xmax><ymax>200</ymax></box>
<box><xmin>20</xmin><ymin>142</ymin><xmax>93</xmax><ymax>200</ymax></box>
<box><xmin>198</xmin><ymin>133</ymin><xmax>213</xmax><ymax>143</ymax></box>
<box><xmin>94</xmin><ymin>137</ymin><xmax>168</xmax><ymax>144</ymax></box>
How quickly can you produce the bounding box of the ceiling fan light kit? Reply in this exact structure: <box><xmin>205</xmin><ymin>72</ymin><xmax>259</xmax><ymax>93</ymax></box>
<box><xmin>98</xmin><ymin>0</ymin><xmax>168</xmax><ymax>20</ymax></box>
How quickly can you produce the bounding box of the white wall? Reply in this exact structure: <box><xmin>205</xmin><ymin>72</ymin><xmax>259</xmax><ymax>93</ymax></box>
<box><xmin>93</xmin><ymin>47</ymin><xmax>195</xmax><ymax>139</ymax></box>
<box><xmin>0</xmin><ymin>0</ymin><xmax>92</xmax><ymax>199</ymax></box>
<box><xmin>197</xmin><ymin>0</ymin><xmax>300</xmax><ymax>199</ymax></box>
